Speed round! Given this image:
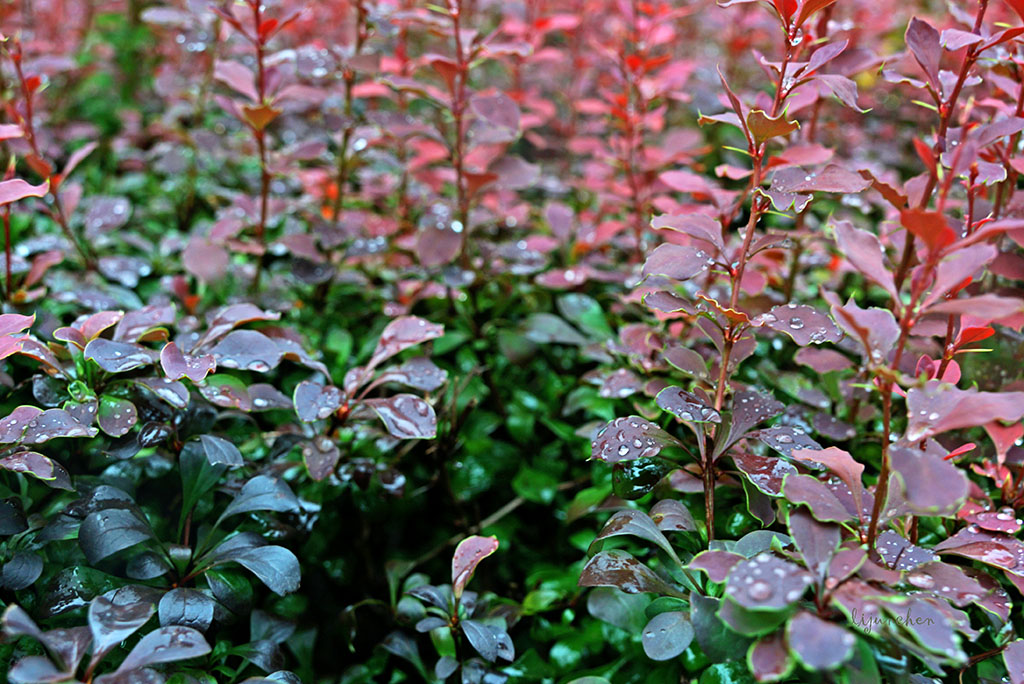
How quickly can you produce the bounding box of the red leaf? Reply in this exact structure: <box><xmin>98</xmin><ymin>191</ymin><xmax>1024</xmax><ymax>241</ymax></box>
<box><xmin>0</xmin><ymin>179</ymin><xmax>48</xmax><ymax>207</ymax></box>
<box><xmin>900</xmin><ymin>208</ymin><xmax>955</xmax><ymax>253</ymax></box>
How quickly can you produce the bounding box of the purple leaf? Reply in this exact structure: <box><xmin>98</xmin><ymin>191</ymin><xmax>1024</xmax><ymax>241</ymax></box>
<box><xmin>0</xmin><ymin>451</ymin><xmax>72</xmax><ymax>490</ymax></box>
<box><xmin>452</xmin><ymin>535</ymin><xmax>499</xmax><ymax>600</ymax></box>
<box><xmin>783</xmin><ymin>474</ymin><xmax>856</xmax><ymax>523</ymax></box>
<box><xmin>293</xmin><ymin>381</ymin><xmax>344</xmax><ymax>422</ymax></box>
<box><xmin>89</xmin><ymin>588</ymin><xmax>156</xmax><ymax>661</ymax></box>
<box><xmin>641</xmin><ymin>244</ymin><xmax>714</xmax><ymax>281</ymax></box>
<box><xmin>749</xmin><ymin>631</ymin><xmax>792</xmax><ymax>681</ymax></box>
<box><xmin>791</xmin><ymin>447</ymin><xmax>865</xmax><ymax>517</ymax></box>
<box><xmin>889</xmin><ymin>444</ymin><xmax>968</xmax><ymax>515</ymax></box>
<box><xmin>302</xmin><ymin>435</ymin><xmax>340</xmax><ymax>481</ymax></box>
<box><xmin>725</xmin><ymin>553</ymin><xmax>812</xmax><ymax>610</ymax></box>
<box><xmin>590</xmin><ymin>416</ymin><xmax>682</xmax><ymax>463</ymax></box>
<box><xmin>788</xmin><ymin>510</ymin><xmax>839</xmax><ymax>581</ymax></box>
<box><xmin>377</xmin><ymin>357</ymin><xmax>448</xmax><ymax>392</ymax></box>
<box><xmin>906</xmin><ymin>17</ymin><xmax>941</xmax><ymax>85</ymax></box>
<box><xmin>905</xmin><ymin>382</ymin><xmax>1024</xmax><ymax>442</ymax></box>
<box><xmin>21</xmin><ymin>409</ymin><xmax>98</xmax><ymax>444</ymax></box>
<box><xmin>824</xmin><ymin>293</ymin><xmax>899</xmax><ymax>361</ymax></box>
<box><xmin>656</xmin><ymin>386</ymin><xmax>721</xmax><ymax>423</ymax></box>
<box><xmin>786</xmin><ymin>612</ymin><xmax>855</xmax><ymax>670</ymax></box>
<box><xmin>876</xmin><ymin>529</ymin><xmax>937</xmax><ymax>571</ymax></box>
<box><xmin>85</xmin><ymin>339</ymin><xmax>156</xmax><ymax>374</ymax></box>
<box><xmin>97</xmin><ymin>396</ymin><xmax>138</xmax><ymax>438</ymax></box>
<box><xmin>160</xmin><ymin>342</ymin><xmax>216</xmax><ymax>383</ymax></box>
<box><xmin>220</xmin><ymin>475</ymin><xmax>299</xmax><ymax>519</ymax></box>
<box><xmin>363</xmin><ymin>394</ymin><xmax>437</xmax><ymax>439</ymax></box>
<box><xmin>579</xmin><ymin>549</ymin><xmax>683</xmax><ymax>596</ymax></box>
<box><xmin>649</xmin><ymin>499</ymin><xmax>697</xmax><ymax>532</ymax></box>
<box><xmin>79</xmin><ymin>509</ymin><xmax>153</xmax><ymax>564</ymax></box>
<box><xmin>688</xmin><ymin>550</ymin><xmax>744</xmax><ymax>583</ymax></box>
<box><xmin>833</xmin><ymin>221</ymin><xmax>897</xmax><ymax>298</ymax></box>
<box><xmin>114</xmin><ymin>626</ymin><xmax>211</xmax><ymax>673</ymax></box>
<box><xmin>756</xmin><ymin>304</ymin><xmax>842</xmax><ymax>346</ymax></box>
<box><xmin>158</xmin><ymin>588</ymin><xmax>214</xmax><ymax>632</ymax></box>
<box><xmin>746</xmin><ymin>426</ymin><xmax>821</xmax><ymax>459</ymax></box>
<box><xmin>208</xmin><ymin>534</ymin><xmax>300</xmax><ymax>595</ymax></box>
<box><xmin>1005</xmin><ymin>640</ymin><xmax>1024</xmax><ymax>684</ymax></box>
<box><xmin>0</xmin><ymin>179</ymin><xmax>48</xmax><ymax>207</ymax></box>
<box><xmin>368</xmin><ymin>316</ymin><xmax>444</xmax><ymax>370</ymax></box>
<box><xmin>210</xmin><ymin>330</ymin><xmax>283</xmax><ymax>373</ymax></box>
<box><xmin>733</xmin><ymin>451</ymin><xmax>798</xmax><ymax>496</ymax></box>
<box><xmin>194</xmin><ymin>304</ymin><xmax>281</xmax><ymax>350</ymax></box>
<box><xmin>591</xmin><ymin>510</ymin><xmax>679</xmax><ymax>563</ymax></box>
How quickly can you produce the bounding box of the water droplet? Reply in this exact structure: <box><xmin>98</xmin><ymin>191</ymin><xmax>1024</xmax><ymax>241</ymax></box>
<box><xmin>789</xmin><ymin>317</ymin><xmax>804</xmax><ymax>330</ymax></box>
<box><xmin>749</xmin><ymin>580</ymin><xmax>773</xmax><ymax>601</ymax></box>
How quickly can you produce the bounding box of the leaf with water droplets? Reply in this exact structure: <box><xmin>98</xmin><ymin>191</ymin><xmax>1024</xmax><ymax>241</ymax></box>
<box><xmin>688</xmin><ymin>550</ymin><xmax>745</xmax><ymax>583</ymax></box>
<box><xmin>1004</xmin><ymin>640</ymin><xmax>1024</xmax><ymax>684</ymax></box>
<box><xmin>733</xmin><ymin>451</ymin><xmax>798</xmax><ymax>496</ymax></box>
<box><xmin>716</xmin><ymin>390</ymin><xmax>784</xmax><ymax>457</ymax></box>
<box><xmin>461</xmin><ymin>619</ymin><xmax>515</xmax><ymax>663</ymax></box>
<box><xmin>579</xmin><ymin>550</ymin><xmax>684</xmax><ymax>596</ymax></box>
<box><xmin>85</xmin><ymin>339</ymin><xmax>156</xmax><ymax>374</ymax></box>
<box><xmin>890</xmin><ymin>444</ymin><xmax>967</xmax><ymax>515</ymax></box>
<box><xmin>747</xmin><ymin>426</ymin><xmax>821</xmax><ymax>459</ymax></box>
<box><xmin>160</xmin><ymin>342</ymin><xmax>216</xmax><ymax>383</ymax></box>
<box><xmin>656</xmin><ymin>386</ymin><xmax>721</xmax><ymax>423</ymax></box>
<box><xmin>590</xmin><ymin>510</ymin><xmax>680</xmax><ymax>564</ymax></box>
<box><xmin>293</xmin><ymin>381</ymin><xmax>344</xmax><ymax>422</ymax></box>
<box><xmin>220</xmin><ymin>475</ymin><xmax>300</xmax><ymax>519</ymax></box>
<box><xmin>791</xmin><ymin>447</ymin><xmax>865</xmax><ymax>516</ymax></box>
<box><xmin>113</xmin><ymin>625</ymin><xmax>211</xmax><ymax>674</ymax></box>
<box><xmin>198</xmin><ymin>374</ymin><xmax>251</xmax><ymax>411</ymax></box>
<box><xmin>599</xmin><ymin>368</ymin><xmax>644</xmax><ymax>399</ymax></box>
<box><xmin>210</xmin><ymin>330</ymin><xmax>282</xmax><ymax>373</ymax></box>
<box><xmin>192</xmin><ymin>435</ymin><xmax>243</xmax><ymax>467</ymax></box>
<box><xmin>453</xmin><ymin>535</ymin><xmax>499</xmax><ymax>600</ymax></box>
<box><xmin>649</xmin><ymin>499</ymin><xmax>697</xmax><ymax>532</ymax></box>
<box><xmin>134</xmin><ymin>376</ymin><xmax>189</xmax><ymax>409</ymax></box>
<box><xmin>876</xmin><ymin>530</ymin><xmax>937</xmax><ymax>571</ymax></box>
<box><xmin>377</xmin><ymin>357</ymin><xmax>448</xmax><ymax>392</ymax></box>
<box><xmin>97</xmin><ymin>396</ymin><xmax>138</xmax><ymax>437</ymax></box>
<box><xmin>642</xmin><ymin>244</ymin><xmax>714</xmax><ymax>281</ymax></box>
<box><xmin>905</xmin><ymin>382</ymin><xmax>1024</xmax><ymax>443</ymax></box>
<box><xmin>303</xmin><ymin>435</ymin><xmax>340</xmax><ymax>481</ymax></box>
<box><xmin>905</xmin><ymin>561</ymin><xmax>987</xmax><ymax>607</ymax></box>
<box><xmin>590</xmin><ymin>416</ymin><xmax>682</xmax><ymax>464</ymax></box>
<box><xmin>368</xmin><ymin>316</ymin><xmax>444</xmax><ymax>370</ymax></box>
<box><xmin>112</xmin><ymin>304</ymin><xmax>175</xmax><ymax>343</ymax></box>
<box><xmin>782</xmin><ymin>474</ymin><xmax>856</xmax><ymax>523</ymax></box>
<box><xmin>0</xmin><ymin>451</ymin><xmax>72</xmax><ymax>490</ymax></box>
<box><xmin>363</xmin><ymin>394</ymin><xmax>437</xmax><ymax>439</ymax></box>
<box><xmin>756</xmin><ymin>304</ymin><xmax>841</xmax><ymax>346</ymax></box>
<box><xmin>824</xmin><ymin>293</ymin><xmax>899</xmax><ymax>361</ymax></box>
<box><xmin>725</xmin><ymin>553</ymin><xmax>812</xmax><ymax>611</ymax></box>
<box><xmin>89</xmin><ymin>587</ymin><xmax>157</xmax><ymax>661</ymax></box>
<box><xmin>641</xmin><ymin>611</ymin><xmax>694</xmax><ymax>661</ymax></box>
<box><xmin>158</xmin><ymin>588</ymin><xmax>214</xmax><ymax>632</ymax></box>
<box><xmin>21</xmin><ymin>408</ymin><xmax>98</xmax><ymax>444</ymax></box>
<box><xmin>613</xmin><ymin>458</ymin><xmax>674</xmax><ymax>500</ymax></box>
<box><xmin>247</xmin><ymin>383</ymin><xmax>292</xmax><ymax>411</ymax></box>
<box><xmin>786</xmin><ymin>611</ymin><xmax>855</xmax><ymax>670</ymax></box>
<box><xmin>79</xmin><ymin>508</ymin><xmax>154</xmax><ymax>564</ymax></box>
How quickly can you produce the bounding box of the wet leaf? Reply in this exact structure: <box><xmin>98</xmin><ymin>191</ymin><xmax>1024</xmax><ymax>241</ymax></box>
<box><xmin>725</xmin><ymin>553</ymin><xmax>812</xmax><ymax>611</ymax></box>
<box><xmin>160</xmin><ymin>342</ymin><xmax>216</xmax><ymax>383</ymax></box>
<box><xmin>113</xmin><ymin>625</ymin><xmax>211</xmax><ymax>673</ymax></box>
<box><xmin>890</xmin><ymin>445</ymin><xmax>968</xmax><ymax>515</ymax></box>
<box><xmin>378</xmin><ymin>357</ymin><xmax>448</xmax><ymax>391</ymax></box>
<box><xmin>905</xmin><ymin>382</ymin><xmax>1024</xmax><ymax>443</ymax></box>
<box><xmin>363</xmin><ymin>394</ymin><xmax>437</xmax><ymax>439</ymax></box>
<box><xmin>649</xmin><ymin>499</ymin><xmax>697</xmax><ymax>532</ymax></box>
<box><xmin>656</xmin><ymin>386</ymin><xmax>721</xmax><ymax>423</ymax></box>
<box><xmin>293</xmin><ymin>381</ymin><xmax>344</xmax><ymax>422</ymax></box>
<box><xmin>876</xmin><ymin>530</ymin><xmax>937</xmax><ymax>571</ymax></box>
<box><xmin>97</xmin><ymin>396</ymin><xmax>138</xmax><ymax>437</ymax></box>
<box><xmin>221</xmin><ymin>475</ymin><xmax>300</xmax><ymax>519</ymax></box>
<box><xmin>210</xmin><ymin>330</ymin><xmax>283</xmax><ymax>373</ymax></box>
<box><xmin>79</xmin><ymin>509</ymin><xmax>153</xmax><ymax>564</ymax></box>
<box><xmin>461</xmin><ymin>619</ymin><xmax>515</xmax><ymax>662</ymax></box>
<box><xmin>158</xmin><ymin>588</ymin><xmax>214</xmax><ymax>632</ymax></box>
<box><xmin>85</xmin><ymin>339</ymin><xmax>155</xmax><ymax>373</ymax></box>
<box><xmin>134</xmin><ymin>377</ymin><xmax>190</xmax><ymax>409</ymax></box>
<box><xmin>756</xmin><ymin>304</ymin><xmax>841</xmax><ymax>346</ymax></box>
<box><xmin>746</xmin><ymin>426</ymin><xmax>821</xmax><ymax>459</ymax></box>
<box><xmin>641</xmin><ymin>611</ymin><xmax>694</xmax><ymax>661</ymax></box>
<box><xmin>368</xmin><ymin>316</ymin><xmax>444</xmax><ymax>370</ymax></box>
<box><xmin>642</xmin><ymin>244</ymin><xmax>714</xmax><ymax>281</ymax></box>
<box><xmin>748</xmin><ymin>631</ymin><xmax>793</xmax><ymax>682</ymax></box>
<box><xmin>734</xmin><ymin>451</ymin><xmax>798</xmax><ymax>496</ymax></box>
<box><xmin>0</xmin><ymin>451</ymin><xmax>72</xmax><ymax>490</ymax></box>
<box><xmin>590</xmin><ymin>416</ymin><xmax>682</xmax><ymax>463</ymax></box>
<box><xmin>579</xmin><ymin>550</ymin><xmax>683</xmax><ymax>596</ymax></box>
<box><xmin>452</xmin><ymin>535</ymin><xmax>499</xmax><ymax>600</ymax></box>
<box><xmin>89</xmin><ymin>587</ymin><xmax>157</xmax><ymax>660</ymax></box>
<box><xmin>689</xmin><ymin>550</ymin><xmax>745</xmax><ymax>583</ymax></box>
<box><xmin>783</xmin><ymin>474</ymin><xmax>855</xmax><ymax>523</ymax></box>
<box><xmin>590</xmin><ymin>509</ymin><xmax>680</xmax><ymax>564</ymax></box>
<box><xmin>208</xmin><ymin>534</ymin><xmax>300</xmax><ymax>595</ymax></box>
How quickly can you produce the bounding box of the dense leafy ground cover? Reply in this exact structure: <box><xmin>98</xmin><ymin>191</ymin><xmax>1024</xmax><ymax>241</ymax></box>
<box><xmin>2</xmin><ymin>0</ymin><xmax>1024</xmax><ymax>682</ymax></box>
